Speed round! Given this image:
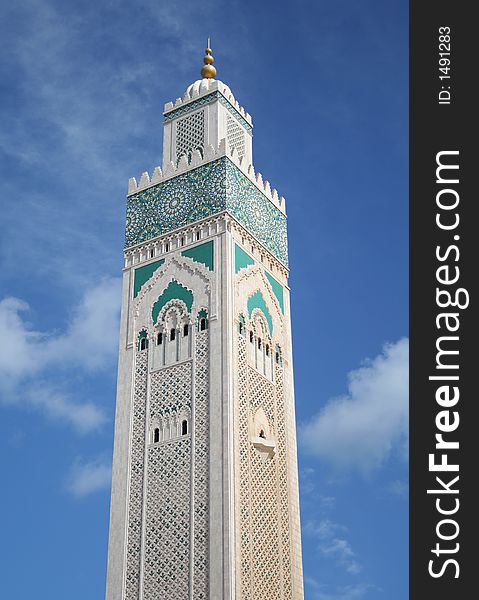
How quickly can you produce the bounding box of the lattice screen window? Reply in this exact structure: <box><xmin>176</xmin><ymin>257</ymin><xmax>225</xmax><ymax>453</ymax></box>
<box><xmin>227</xmin><ymin>114</ymin><xmax>246</xmax><ymax>158</ymax></box>
<box><xmin>176</xmin><ymin>110</ymin><xmax>205</xmax><ymax>161</ymax></box>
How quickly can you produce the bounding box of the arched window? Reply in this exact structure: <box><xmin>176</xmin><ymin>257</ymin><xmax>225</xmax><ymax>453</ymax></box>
<box><xmin>266</xmin><ymin>344</ymin><xmax>270</xmax><ymax>356</ymax></box>
<box><xmin>275</xmin><ymin>346</ymin><xmax>282</xmax><ymax>365</ymax></box>
<box><xmin>157</xmin><ymin>332</ymin><xmax>163</xmax><ymax>345</ymax></box>
<box><xmin>181</xmin><ymin>420</ymin><xmax>188</xmax><ymax>435</ymax></box>
<box><xmin>154</xmin><ymin>428</ymin><xmax>160</xmax><ymax>443</ymax></box>
<box><xmin>170</xmin><ymin>328</ymin><xmax>176</xmax><ymax>341</ymax></box>
<box><xmin>257</xmin><ymin>338</ymin><xmax>262</xmax><ymax>350</ymax></box>
<box><xmin>196</xmin><ymin>231</ymin><xmax>201</xmax><ymax>241</ymax></box>
<box><xmin>181</xmin><ymin>237</ymin><xmax>185</xmax><ymax>246</ymax></box>
<box><xmin>259</xmin><ymin>429</ymin><xmax>266</xmax><ymax>439</ymax></box>
<box><xmin>183</xmin><ymin>324</ymin><xmax>189</xmax><ymax>337</ymax></box>
<box><xmin>138</xmin><ymin>330</ymin><xmax>148</xmax><ymax>351</ymax></box>
<box><xmin>150</xmin><ymin>249</ymin><xmax>154</xmax><ymax>258</ymax></box>
<box><xmin>197</xmin><ymin>310</ymin><xmax>208</xmax><ymax>332</ymax></box>
<box><xmin>250</xmin><ymin>331</ymin><xmax>254</xmax><ymax>343</ymax></box>
<box><xmin>165</xmin><ymin>242</ymin><xmax>170</xmax><ymax>252</ymax></box>
<box><xmin>239</xmin><ymin>314</ymin><xmax>246</xmax><ymax>336</ymax></box>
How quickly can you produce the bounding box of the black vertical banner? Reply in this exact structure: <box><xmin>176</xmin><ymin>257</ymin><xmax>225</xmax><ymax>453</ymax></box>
<box><xmin>410</xmin><ymin>2</ymin><xmax>477</xmax><ymax>599</ymax></box>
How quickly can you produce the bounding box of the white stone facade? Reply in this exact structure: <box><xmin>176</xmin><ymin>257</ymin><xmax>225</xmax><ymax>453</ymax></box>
<box><xmin>105</xmin><ymin>78</ymin><xmax>304</xmax><ymax>600</ymax></box>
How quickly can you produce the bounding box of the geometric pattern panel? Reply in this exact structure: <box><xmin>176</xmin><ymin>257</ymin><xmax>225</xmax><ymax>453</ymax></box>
<box><xmin>143</xmin><ymin>362</ymin><xmax>193</xmax><ymax>599</ymax></box>
<box><xmin>235</xmin><ymin>331</ymin><xmax>293</xmax><ymax>599</ymax></box>
<box><xmin>248</xmin><ymin>369</ymin><xmax>281</xmax><ymax>599</ymax></box>
<box><xmin>275</xmin><ymin>364</ymin><xmax>293</xmax><ymax>599</ymax></box>
<box><xmin>143</xmin><ymin>439</ymin><xmax>191</xmax><ymax>600</ymax></box>
<box><xmin>227</xmin><ymin>114</ymin><xmax>246</xmax><ymax>159</ymax></box>
<box><xmin>149</xmin><ymin>361</ymin><xmax>192</xmax><ymax>428</ymax></box>
<box><xmin>193</xmin><ymin>330</ymin><xmax>210</xmax><ymax>599</ymax></box>
<box><xmin>251</xmin><ymin>443</ymin><xmax>281</xmax><ymax>599</ymax></box>
<box><xmin>124</xmin><ymin>349</ymin><xmax>149</xmax><ymax>600</ymax></box>
<box><xmin>237</xmin><ymin>335</ymin><xmax>252</xmax><ymax>600</ymax></box>
<box><xmin>125</xmin><ymin>160</ymin><xmax>226</xmax><ymax>248</ymax></box>
<box><xmin>176</xmin><ymin>110</ymin><xmax>205</xmax><ymax>162</ymax></box>
<box><xmin>125</xmin><ymin>158</ymin><xmax>288</xmax><ymax>266</ymax></box>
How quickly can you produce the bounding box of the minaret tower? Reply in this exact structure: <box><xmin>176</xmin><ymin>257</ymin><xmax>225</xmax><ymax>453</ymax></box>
<box><xmin>105</xmin><ymin>43</ymin><xmax>304</xmax><ymax>600</ymax></box>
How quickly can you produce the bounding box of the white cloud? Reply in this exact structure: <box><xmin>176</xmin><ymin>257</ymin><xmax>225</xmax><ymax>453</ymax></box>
<box><xmin>387</xmin><ymin>479</ymin><xmax>408</xmax><ymax>497</ymax></box>
<box><xmin>305</xmin><ymin>519</ymin><xmax>362</xmax><ymax>575</ymax></box>
<box><xmin>0</xmin><ymin>278</ymin><xmax>121</xmax><ymax>379</ymax></box>
<box><xmin>0</xmin><ymin>277</ymin><xmax>121</xmax><ymax>431</ymax></box>
<box><xmin>0</xmin><ymin>297</ymin><xmax>45</xmax><ymax>380</ymax></box>
<box><xmin>300</xmin><ymin>468</ymin><xmax>337</xmax><ymax>512</ymax></box>
<box><xmin>51</xmin><ymin>278</ymin><xmax>122</xmax><ymax>370</ymax></box>
<box><xmin>28</xmin><ymin>385</ymin><xmax>107</xmax><ymax>434</ymax></box>
<box><xmin>66</xmin><ymin>456</ymin><xmax>112</xmax><ymax>498</ymax></box>
<box><xmin>319</xmin><ymin>495</ymin><xmax>336</xmax><ymax>510</ymax></box>
<box><xmin>301</xmin><ymin>338</ymin><xmax>408</xmax><ymax>473</ymax></box>
<box><xmin>321</xmin><ymin>539</ymin><xmax>362</xmax><ymax>575</ymax></box>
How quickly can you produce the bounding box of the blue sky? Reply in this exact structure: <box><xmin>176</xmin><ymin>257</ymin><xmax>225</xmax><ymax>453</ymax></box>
<box><xmin>0</xmin><ymin>1</ymin><xmax>408</xmax><ymax>598</ymax></box>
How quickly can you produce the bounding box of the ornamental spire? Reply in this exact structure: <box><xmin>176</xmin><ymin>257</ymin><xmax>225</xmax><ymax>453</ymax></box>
<box><xmin>201</xmin><ymin>37</ymin><xmax>216</xmax><ymax>79</ymax></box>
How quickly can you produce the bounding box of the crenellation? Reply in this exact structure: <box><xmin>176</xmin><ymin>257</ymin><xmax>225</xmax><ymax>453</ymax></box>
<box><xmin>203</xmin><ymin>143</ymin><xmax>216</xmax><ymax>161</ymax></box>
<box><xmin>162</xmin><ymin>160</ymin><xmax>176</xmax><ymax>177</ymax></box>
<box><xmin>127</xmin><ymin>138</ymin><xmax>286</xmax><ymax>215</ymax></box>
<box><xmin>189</xmin><ymin>148</ymin><xmax>203</xmax><ymax>167</ymax></box>
<box><xmin>139</xmin><ymin>172</ymin><xmax>150</xmax><ymax>187</ymax></box>
<box><xmin>217</xmin><ymin>137</ymin><xmax>226</xmax><ymax>155</ymax></box>
<box><xmin>151</xmin><ymin>166</ymin><xmax>163</xmax><ymax>183</ymax></box>
<box><xmin>128</xmin><ymin>177</ymin><xmax>138</xmax><ymax>194</ymax></box>
<box><xmin>177</xmin><ymin>154</ymin><xmax>189</xmax><ymax>171</ymax></box>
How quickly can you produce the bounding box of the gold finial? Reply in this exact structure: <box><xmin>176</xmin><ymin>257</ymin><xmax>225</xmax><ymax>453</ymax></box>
<box><xmin>201</xmin><ymin>37</ymin><xmax>216</xmax><ymax>79</ymax></box>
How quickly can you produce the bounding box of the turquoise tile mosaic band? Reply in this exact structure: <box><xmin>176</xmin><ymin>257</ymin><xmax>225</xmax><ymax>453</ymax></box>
<box><xmin>226</xmin><ymin>164</ymin><xmax>288</xmax><ymax>265</ymax></box>
<box><xmin>164</xmin><ymin>91</ymin><xmax>253</xmax><ymax>133</ymax></box>
<box><xmin>125</xmin><ymin>158</ymin><xmax>288</xmax><ymax>266</ymax></box>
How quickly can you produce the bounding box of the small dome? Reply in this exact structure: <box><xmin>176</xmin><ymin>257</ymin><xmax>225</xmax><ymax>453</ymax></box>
<box><xmin>183</xmin><ymin>79</ymin><xmax>232</xmax><ymax>102</ymax></box>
